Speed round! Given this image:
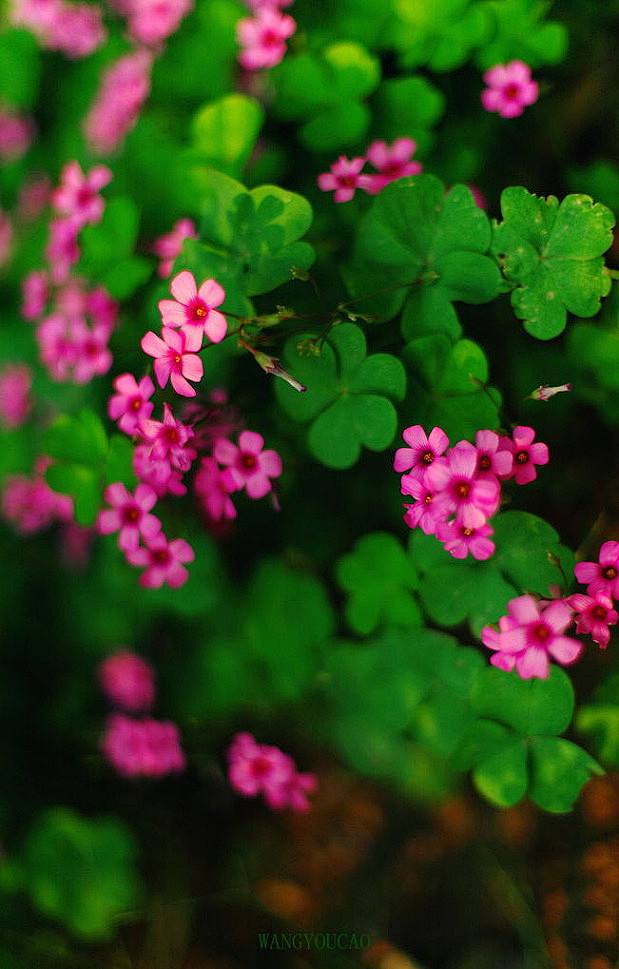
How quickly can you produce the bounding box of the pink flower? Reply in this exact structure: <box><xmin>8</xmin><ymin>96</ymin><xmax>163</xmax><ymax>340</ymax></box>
<box><xmin>568</xmin><ymin>592</ymin><xmax>618</xmax><ymax>649</ymax></box>
<box><xmin>401</xmin><ymin>475</ymin><xmax>445</xmax><ymax>536</ymax></box>
<box><xmin>0</xmin><ymin>364</ymin><xmax>32</xmax><ymax>428</ymax></box>
<box><xmin>0</xmin><ymin>209</ymin><xmax>12</xmax><ymax>267</ymax></box>
<box><xmin>481</xmin><ymin>60</ymin><xmax>539</xmax><ymax>119</ymax></box>
<box><xmin>1</xmin><ymin>467</ymin><xmax>72</xmax><ymax>534</ymax></box>
<box><xmin>213</xmin><ymin>430</ymin><xmax>282</xmax><ymax>499</ymax></box>
<box><xmin>435</xmin><ymin>520</ymin><xmax>495</xmax><ymax>560</ymax></box>
<box><xmin>193</xmin><ymin>457</ymin><xmax>237</xmax><ymax>522</ymax></box>
<box><xmin>37</xmin><ymin>314</ymin><xmax>78</xmax><ymax>380</ymax></box>
<box><xmin>69</xmin><ymin>319</ymin><xmax>113</xmax><ymax>384</ymax></box>
<box><xmin>133</xmin><ymin>443</ymin><xmax>187</xmax><ymax>497</ymax></box>
<box><xmin>51</xmin><ymin>160</ymin><xmax>112</xmax><ymax>228</ymax></box>
<box><xmin>425</xmin><ymin>444</ymin><xmax>500</xmax><ymax>528</ymax></box>
<box><xmin>227</xmin><ymin>733</ymin><xmax>317</xmax><ymax>812</ymax></box>
<box><xmin>21</xmin><ymin>270</ymin><xmax>50</xmax><ymax>321</ymax></box>
<box><xmin>236</xmin><ymin>8</ymin><xmax>296</xmax><ymax>70</ymax></box>
<box><xmin>83</xmin><ymin>49</ymin><xmax>152</xmax><ymax>156</ymax></box>
<box><xmin>98</xmin><ymin>650</ymin><xmax>156</xmax><ymax>712</ymax></box>
<box><xmin>141</xmin><ymin>327</ymin><xmax>203</xmax><ymax>397</ymax></box>
<box><xmin>108</xmin><ymin>373</ymin><xmax>155</xmax><ymax>435</ymax></box>
<box><xmin>471</xmin><ymin>430</ymin><xmax>513</xmax><ymax>480</ymax></box>
<box><xmin>138</xmin><ymin>402</ymin><xmax>196</xmax><ymax>471</ymax></box>
<box><xmin>481</xmin><ymin>595</ymin><xmax>582</xmax><ymax>679</ymax></box>
<box><xmin>18</xmin><ymin>173</ymin><xmax>51</xmax><ymax>221</ymax></box>
<box><xmin>574</xmin><ymin>541</ymin><xmax>619</xmax><ymax>600</ymax></box>
<box><xmin>125</xmin><ymin>0</ymin><xmax>193</xmax><ymax>46</ymax></box>
<box><xmin>504</xmin><ymin>426</ymin><xmax>549</xmax><ymax>485</ymax></box>
<box><xmin>363</xmin><ymin>138</ymin><xmax>423</xmax><ymax>194</ymax></box>
<box><xmin>153</xmin><ymin>218</ymin><xmax>197</xmax><ymax>278</ymax></box>
<box><xmin>394</xmin><ymin>424</ymin><xmax>449</xmax><ymax>477</ymax></box>
<box><xmin>101</xmin><ymin>713</ymin><xmax>185</xmax><ymax>777</ymax></box>
<box><xmin>49</xmin><ymin>1</ymin><xmax>107</xmax><ymax>57</ymax></box>
<box><xmin>158</xmin><ymin>271</ymin><xmax>227</xmax><ymax>351</ymax></box>
<box><xmin>45</xmin><ymin>217</ymin><xmax>80</xmax><ymax>284</ymax></box>
<box><xmin>0</xmin><ymin>109</ymin><xmax>34</xmax><ymax>162</ymax></box>
<box><xmin>317</xmin><ymin>155</ymin><xmax>370</xmax><ymax>204</ymax></box>
<box><xmin>126</xmin><ymin>531</ymin><xmax>194</xmax><ymax>588</ymax></box>
<box><xmin>97</xmin><ymin>482</ymin><xmax>162</xmax><ymax>551</ymax></box>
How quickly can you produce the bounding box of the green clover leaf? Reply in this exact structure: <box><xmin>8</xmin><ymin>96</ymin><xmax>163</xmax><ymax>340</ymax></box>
<box><xmin>345</xmin><ymin>175</ymin><xmax>500</xmax><ymax>327</ymax></box>
<box><xmin>335</xmin><ymin>531</ymin><xmax>421</xmax><ymax>635</ymax></box>
<box><xmin>77</xmin><ymin>197</ymin><xmax>151</xmax><ymax>299</ymax></box>
<box><xmin>23</xmin><ymin>809</ymin><xmax>141</xmax><ymax>941</ymax></box>
<box><xmin>576</xmin><ymin>670</ymin><xmax>619</xmax><ymax>765</ymax></box>
<box><xmin>492</xmin><ymin>187</ymin><xmax>615</xmax><ymax>339</ymax></box>
<box><xmin>276</xmin><ymin>322</ymin><xmax>406</xmax><ymax>469</ymax></box>
<box><xmin>385</xmin><ymin>0</ymin><xmax>492</xmax><ymax>71</ymax></box>
<box><xmin>188</xmin><ymin>93</ymin><xmax>264</xmax><ymax>178</ymax></box>
<box><xmin>476</xmin><ymin>0</ymin><xmax>568</xmax><ymax>70</ymax></box>
<box><xmin>370</xmin><ymin>76</ymin><xmax>446</xmax><ymax>158</ymax></box>
<box><xmin>183</xmin><ymin>170</ymin><xmax>314</xmax><ymax>317</ymax></box>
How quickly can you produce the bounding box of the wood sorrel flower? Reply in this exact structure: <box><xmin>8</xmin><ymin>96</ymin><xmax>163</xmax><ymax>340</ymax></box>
<box><xmin>97</xmin><ymin>482</ymin><xmax>162</xmax><ymax>551</ymax></box>
<box><xmin>158</xmin><ymin>270</ymin><xmax>227</xmax><ymax>351</ymax></box>
<box><xmin>98</xmin><ymin>650</ymin><xmax>156</xmax><ymax>712</ymax></box>
<box><xmin>141</xmin><ymin>326</ymin><xmax>203</xmax><ymax>397</ymax></box>
<box><xmin>481</xmin><ymin>60</ymin><xmax>539</xmax><ymax>118</ymax></box>
<box><xmin>482</xmin><ymin>595</ymin><xmax>582</xmax><ymax>679</ymax></box>
<box><xmin>213</xmin><ymin>430</ymin><xmax>282</xmax><ymax>499</ymax></box>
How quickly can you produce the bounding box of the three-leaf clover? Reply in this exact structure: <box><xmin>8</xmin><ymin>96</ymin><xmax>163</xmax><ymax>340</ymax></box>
<box><xmin>492</xmin><ymin>187</ymin><xmax>615</xmax><ymax>339</ymax></box>
<box><xmin>275</xmin><ymin>322</ymin><xmax>406</xmax><ymax>469</ymax></box>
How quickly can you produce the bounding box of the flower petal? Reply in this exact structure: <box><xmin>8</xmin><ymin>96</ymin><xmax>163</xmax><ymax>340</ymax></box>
<box><xmin>170</xmin><ymin>270</ymin><xmax>197</xmax><ymax>304</ymax></box>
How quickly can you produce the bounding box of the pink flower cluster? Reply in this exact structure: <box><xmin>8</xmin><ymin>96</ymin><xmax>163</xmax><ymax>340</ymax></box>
<box><xmin>1</xmin><ymin>457</ymin><xmax>73</xmax><ymax>535</ymax></box>
<box><xmin>481</xmin><ymin>542</ymin><xmax>619</xmax><ymax>679</ymax></box>
<box><xmin>152</xmin><ymin>218</ymin><xmax>197</xmax><ymax>278</ymax></box>
<box><xmin>10</xmin><ymin>0</ymin><xmax>106</xmax><ymax>58</ymax></box>
<box><xmin>227</xmin><ymin>732</ymin><xmax>317</xmax><ymax>812</ymax></box>
<box><xmin>83</xmin><ymin>49</ymin><xmax>153</xmax><ymax>156</ymax></box>
<box><xmin>0</xmin><ymin>364</ymin><xmax>32</xmax><ymax>429</ymax></box>
<box><xmin>481</xmin><ymin>61</ymin><xmax>539</xmax><ymax>119</ymax></box>
<box><xmin>236</xmin><ymin>3</ymin><xmax>296</xmax><ymax>71</ymax></box>
<box><xmin>195</xmin><ymin>429</ymin><xmax>283</xmax><ymax>524</ymax></box>
<box><xmin>318</xmin><ymin>138</ymin><xmax>423</xmax><ymax>203</ymax></box>
<box><xmin>395</xmin><ymin>425</ymin><xmax>549</xmax><ymax>561</ymax></box>
<box><xmin>98</xmin><ymin>650</ymin><xmax>185</xmax><ymax>778</ymax></box>
<box><xmin>122</xmin><ymin>0</ymin><xmax>193</xmax><ymax>47</ymax></box>
<box><xmin>0</xmin><ymin>108</ymin><xmax>35</xmax><ymax>163</ymax></box>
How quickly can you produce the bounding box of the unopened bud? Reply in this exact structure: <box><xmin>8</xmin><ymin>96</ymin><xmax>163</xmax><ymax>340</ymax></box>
<box><xmin>530</xmin><ymin>383</ymin><xmax>572</xmax><ymax>401</ymax></box>
<box><xmin>253</xmin><ymin>351</ymin><xmax>306</xmax><ymax>392</ymax></box>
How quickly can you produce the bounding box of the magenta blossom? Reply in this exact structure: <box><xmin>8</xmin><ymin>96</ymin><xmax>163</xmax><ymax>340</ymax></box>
<box><xmin>51</xmin><ymin>160</ymin><xmax>112</xmax><ymax>228</ymax></box>
<box><xmin>98</xmin><ymin>650</ymin><xmax>156</xmax><ymax>712</ymax></box>
<box><xmin>138</xmin><ymin>402</ymin><xmax>196</xmax><ymax>472</ymax></box>
<box><xmin>158</xmin><ymin>270</ymin><xmax>227</xmax><ymax>351</ymax></box>
<box><xmin>141</xmin><ymin>326</ymin><xmax>203</xmax><ymax>397</ymax></box>
<box><xmin>574</xmin><ymin>541</ymin><xmax>619</xmax><ymax>600</ymax></box>
<box><xmin>125</xmin><ymin>0</ymin><xmax>193</xmax><ymax>47</ymax></box>
<box><xmin>471</xmin><ymin>430</ymin><xmax>513</xmax><ymax>480</ymax></box>
<box><xmin>504</xmin><ymin>426</ymin><xmax>549</xmax><ymax>485</ymax></box>
<box><xmin>481</xmin><ymin>61</ymin><xmax>539</xmax><ymax>118</ymax></box>
<box><xmin>126</xmin><ymin>532</ymin><xmax>194</xmax><ymax>588</ymax></box>
<box><xmin>97</xmin><ymin>482</ymin><xmax>162</xmax><ymax>551</ymax></box>
<box><xmin>401</xmin><ymin>475</ymin><xmax>444</xmax><ymax>536</ymax></box>
<box><xmin>481</xmin><ymin>595</ymin><xmax>582</xmax><ymax>679</ymax></box>
<box><xmin>133</xmin><ymin>443</ymin><xmax>187</xmax><ymax>497</ymax></box>
<box><xmin>213</xmin><ymin>430</ymin><xmax>282</xmax><ymax>499</ymax></box>
<box><xmin>108</xmin><ymin>373</ymin><xmax>155</xmax><ymax>435</ymax></box>
<box><xmin>394</xmin><ymin>424</ymin><xmax>449</xmax><ymax>478</ymax></box>
<box><xmin>1</xmin><ymin>471</ymin><xmax>72</xmax><ymax>535</ymax></box>
<box><xmin>152</xmin><ymin>218</ymin><xmax>197</xmax><ymax>278</ymax></box>
<box><xmin>435</xmin><ymin>520</ymin><xmax>495</xmax><ymax>561</ymax></box>
<box><xmin>69</xmin><ymin>319</ymin><xmax>113</xmax><ymax>384</ymax></box>
<box><xmin>83</xmin><ymin>49</ymin><xmax>152</xmax><ymax>156</ymax></box>
<box><xmin>0</xmin><ymin>364</ymin><xmax>32</xmax><ymax>429</ymax></box>
<box><xmin>21</xmin><ymin>270</ymin><xmax>50</xmax><ymax>321</ymax></box>
<box><xmin>227</xmin><ymin>732</ymin><xmax>317</xmax><ymax>813</ymax></box>
<box><xmin>236</xmin><ymin>7</ymin><xmax>296</xmax><ymax>70</ymax></box>
<box><xmin>426</xmin><ymin>444</ymin><xmax>500</xmax><ymax>528</ymax></box>
<box><xmin>317</xmin><ymin>155</ymin><xmax>370</xmax><ymax>203</ymax></box>
<box><xmin>568</xmin><ymin>592</ymin><xmax>618</xmax><ymax>649</ymax></box>
<box><xmin>193</xmin><ymin>457</ymin><xmax>237</xmax><ymax>522</ymax></box>
<box><xmin>101</xmin><ymin>713</ymin><xmax>185</xmax><ymax>778</ymax></box>
<box><xmin>46</xmin><ymin>217</ymin><xmax>80</xmax><ymax>284</ymax></box>
<box><xmin>364</xmin><ymin>138</ymin><xmax>423</xmax><ymax>195</ymax></box>
<box><xmin>0</xmin><ymin>109</ymin><xmax>34</xmax><ymax>162</ymax></box>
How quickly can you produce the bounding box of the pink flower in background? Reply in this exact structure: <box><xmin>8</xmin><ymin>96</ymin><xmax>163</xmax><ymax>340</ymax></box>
<box><xmin>0</xmin><ymin>209</ymin><xmax>13</xmax><ymax>267</ymax></box>
<box><xmin>108</xmin><ymin>373</ymin><xmax>155</xmax><ymax>435</ymax></box>
<box><xmin>101</xmin><ymin>713</ymin><xmax>185</xmax><ymax>777</ymax></box>
<box><xmin>237</xmin><ymin>7</ymin><xmax>296</xmax><ymax>70</ymax></box>
<box><xmin>317</xmin><ymin>155</ymin><xmax>370</xmax><ymax>203</ymax></box>
<box><xmin>45</xmin><ymin>217</ymin><xmax>80</xmax><ymax>284</ymax></box>
<box><xmin>481</xmin><ymin>60</ymin><xmax>539</xmax><ymax>119</ymax></box>
<box><xmin>125</xmin><ymin>0</ymin><xmax>193</xmax><ymax>46</ymax></box>
<box><xmin>467</xmin><ymin>184</ymin><xmax>487</xmax><ymax>209</ymax></box>
<box><xmin>193</xmin><ymin>457</ymin><xmax>237</xmax><ymax>522</ymax></box>
<box><xmin>153</xmin><ymin>218</ymin><xmax>197</xmax><ymax>278</ymax></box>
<box><xmin>138</xmin><ymin>402</ymin><xmax>196</xmax><ymax>471</ymax></box>
<box><xmin>504</xmin><ymin>425</ymin><xmax>549</xmax><ymax>485</ymax></box>
<box><xmin>141</xmin><ymin>326</ymin><xmax>203</xmax><ymax>396</ymax></box>
<box><xmin>99</xmin><ymin>650</ymin><xmax>156</xmax><ymax>711</ymax></box>
<box><xmin>1</xmin><ymin>466</ymin><xmax>72</xmax><ymax>534</ymax></box>
<box><xmin>10</xmin><ymin>0</ymin><xmax>106</xmax><ymax>58</ymax></box>
<box><xmin>133</xmin><ymin>443</ymin><xmax>187</xmax><ymax>497</ymax></box>
<box><xmin>0</xmin><ymin>109</ymin><xmax>34</xmax><ymax>162</ymax></box>
<box><xmin>22</xmin><ymin>270</ymin><xmax>50</xmax><ymax>321</ymax></box>
<box><xmin>568</xmin><ymin>592</ymin><xmax>618</xmax><ymax>648</ymax></box>
<box><xmin>51</xmin><ymin>160</ymin><xmax>111</xmax><ymax>228</ymax></box>
<box><xmin>18</xmin><ymin>173</ymin><xmax>51</xmax><ymax>220</ymax></box>
<box><xmin>37</xmin><ymin>314</ymin><xmax>78</xmax><ymax>380</ymax></box>
<box><xmin>214</xmin><ymin>430</ymin><xmax>282</xmax><ymax>499</ymax></box>
<box><xmin>97</xmin><ymin>482</ymin><xmax>162</xmax><ymax>551</ymax></box>
<box><xmin>481</xmin><ymin>595</ymin><xmax>582</xmax><ymax>679</ymax></box>
<box><xmin>69</xmin><ymin>319</ymin><xmax>113</xmax><ymax>384</ymax></box>
<box><xmin>394</xmin><ymin>425</ymin><xmax>449</xmax><ymax>477</ymax></box>
<box><xmin>227</xmin><ymin>733</ymin><xmax>317</xmax><ymax>812</ymax></box>
<box><xmin>574</xmin><ymin>541</ymin><xmax>619</xmax><ymax>600</ymax></box>
<box><xmin>84</xmin><ymin>49</ymin><xmax>152</xmax><ymax>156</ymax></box>
<box><xmin>158</xmin><ymin>270</ymin><xmax>227</xmax><ymax>351</ymax></box>
<box><xmin>0</xmin><ymin>364</ymin><xmax>32</xmax><ymax>428</ymax></box>
<box><xmin>363</xmin><ymin>138</ymin><xmax>423</xmax><ymax>194</ymax></box>
<box><xmin>126</xmin><ymin>532</ymin><xmax>195</xmax><ymax>588</ymax></box>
